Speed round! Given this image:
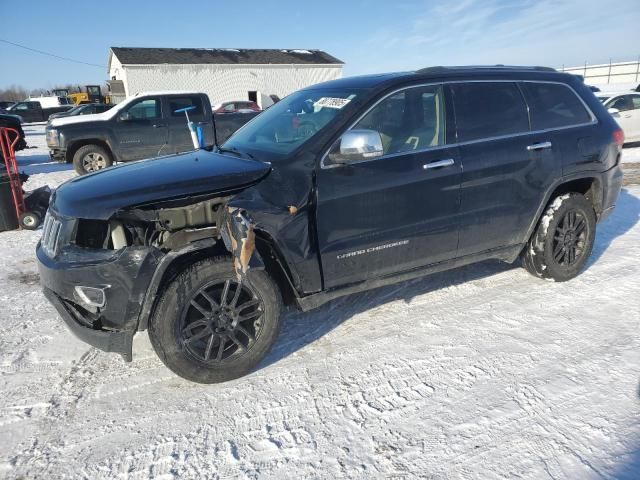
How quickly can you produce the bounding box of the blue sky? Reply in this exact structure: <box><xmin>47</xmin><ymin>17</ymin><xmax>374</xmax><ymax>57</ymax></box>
<box><xmin>1</xmin><ymin>0</ymin><xmax>639</xmax><ymax>90</ymax></box>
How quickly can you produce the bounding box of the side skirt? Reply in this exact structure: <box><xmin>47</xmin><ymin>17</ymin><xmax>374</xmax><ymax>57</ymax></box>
<box><xmin>296</xmin><ymin>243</ymin><xmax>524</xmax><ymax>312</ymax></box>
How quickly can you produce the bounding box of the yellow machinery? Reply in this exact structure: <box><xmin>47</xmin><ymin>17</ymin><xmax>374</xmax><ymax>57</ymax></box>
<box><xmin>68</xmin><ymin>85</ymin><xmax>107</xmax><ymax>105</ymax></box>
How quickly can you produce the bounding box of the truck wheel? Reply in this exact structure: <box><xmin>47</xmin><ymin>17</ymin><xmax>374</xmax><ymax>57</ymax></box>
<box><xmin>149</xmin><ymin>257</ymin><xmax>282</xmax><ymax>383</ymax></box>
<box><xmin>73</xmin><ymin>144</ymin><xmax>113</xmax><ymax>175</ymax></box>
<box><xmin>522</xmin><ymin>193</ymin><xmax>596</xmax><ymax>282</ymax></box>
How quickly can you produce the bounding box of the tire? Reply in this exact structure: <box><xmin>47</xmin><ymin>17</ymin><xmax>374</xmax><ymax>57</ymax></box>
<box><xmin>149</xmin><ymin>257</ymin><xmax>282</xmax><ymax>383</ymax></box>
<box><xmin>19</xmin><ymin>211</ymin><xmax>40</xmax><ymax>230</ymax></box>
<box><xmin>72</xmin><ymin>144</ymin><xmax>113</xmax><ymax>175</ymax></box>
<box><xmin>522</xmin><ymin>193</ymin><xmax>596</xmax><ymax>282</ymax></box>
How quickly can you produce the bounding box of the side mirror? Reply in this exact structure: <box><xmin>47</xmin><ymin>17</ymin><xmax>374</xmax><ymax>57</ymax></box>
<box><xmin>327</xmin><ymin>129</ymin><xmax>384</xmax><ymax>165</ymax></box>
<box><xmin>608</xmin><ymin>107</ymin><xmax>620</xmax><ymax>116</ymax></box>
<box><xmin>118</xmin><ymin>111</ymin><xmax>131</xmax><ymax>121</ymax></box>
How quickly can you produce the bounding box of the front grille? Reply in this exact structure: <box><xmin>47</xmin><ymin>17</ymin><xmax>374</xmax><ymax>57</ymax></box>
<box><xmin>41</xmin><ymin>212</ymin><xmax>63</xmax><ymax>257</ymax></box>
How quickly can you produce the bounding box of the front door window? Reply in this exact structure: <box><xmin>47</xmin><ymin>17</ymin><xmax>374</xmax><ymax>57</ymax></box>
<box><xmin>353</xmin><ymin>85</ymin><xmax>446</xmax><ymax>156</ymax></box>
<box><xmin>127</xmin><ymin>99</ymin><xmax>160</xmax><ymax>120</ymax></box>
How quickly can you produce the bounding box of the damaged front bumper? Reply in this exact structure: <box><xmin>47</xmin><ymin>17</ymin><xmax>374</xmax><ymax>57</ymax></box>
<box><xmin>36</xmin><ymin>242</ymin><xmax>163</xmax><ymax>361</ymax></box>
<box><xmin>42</xmin><ymin>287</ymin><xmax>135</xmax><ymax>360</ymax></box>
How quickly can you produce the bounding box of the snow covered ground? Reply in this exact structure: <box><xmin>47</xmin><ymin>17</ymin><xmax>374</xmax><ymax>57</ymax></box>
<box><xmin>0</xmin><ymin>126</ymin><xmax>639</xmax><ymax>479</ymax></box>
<box><xmin>622</xmin><ymin>143</ymin><xmax>640</xmax><ymax>164</ymax></box>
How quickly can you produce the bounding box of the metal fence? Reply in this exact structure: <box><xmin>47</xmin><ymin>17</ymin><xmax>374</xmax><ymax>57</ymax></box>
<box><xmin>560</xmin><ymin>59</ymin><xmax>640</xmax><ymax>87</ymax></box>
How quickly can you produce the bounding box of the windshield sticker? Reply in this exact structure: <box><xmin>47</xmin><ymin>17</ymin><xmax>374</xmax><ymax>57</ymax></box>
<box><xmin>314</xmin><ymin>97</ymin><xmax>351</xmax><ymax>109</ymax></box>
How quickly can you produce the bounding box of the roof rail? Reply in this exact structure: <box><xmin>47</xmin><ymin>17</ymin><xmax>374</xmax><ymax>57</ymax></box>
<box><xmin>416</xmin><ymin>65</ymin><xmax>557</xmax><ymax>74</ymax></box>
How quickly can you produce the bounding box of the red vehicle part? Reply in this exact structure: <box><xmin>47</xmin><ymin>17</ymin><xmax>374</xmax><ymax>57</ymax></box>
<box><xmin>0</xmin><ymin>127</ymin><xmax>40</xmax><ymax>229</ymax></box>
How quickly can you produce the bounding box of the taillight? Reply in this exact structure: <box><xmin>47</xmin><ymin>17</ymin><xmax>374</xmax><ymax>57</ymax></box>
<box><xmin>613</xmin><ymin>128</ymin><xmax>624</xmax><ymax>147</ymax></box>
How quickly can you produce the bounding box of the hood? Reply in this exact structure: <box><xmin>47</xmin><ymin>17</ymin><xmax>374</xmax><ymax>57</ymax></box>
<box><xmin>52</xmin><ymin>150</ymin><xmax>271</xmax><ymax>219</ymax></box>
<box><xmin>49</xmin><ymin>110</ymin><xmax>74</xmax><ymax>119</ymax></box>
<box><xmin>0</xmin><ymin>113</ymin><xmax>23</xmax><ymax>124</ymax></box>
<box><xmin>49</xmin><ymin>111</ymin><xmax>113</xmax><ymax>127</ymax></box>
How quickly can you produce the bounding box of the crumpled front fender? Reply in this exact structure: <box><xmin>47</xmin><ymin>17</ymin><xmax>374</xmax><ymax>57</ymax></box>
<box><xmin>221</xmin><ymin>207</ymin><xmax>265</xmax><ymax>278</ymax></box>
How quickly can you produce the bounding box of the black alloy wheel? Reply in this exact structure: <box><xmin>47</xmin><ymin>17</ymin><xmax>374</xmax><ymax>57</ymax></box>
<box><xmin>180</xmin><ymin>279</ymin><xmax>264</xmax><ymax>363</ymax></box>
<box><xmin>149</xmin><ymin>257</ymin><xmax>282</xmax><ymax>383</ymax></box>
<box><xmin>552</xmin><ymin>209</ymin><xmax>587</xmax><ymax>267</ymax></box>
<box><xmin>522</xmin><ymin>192</ymin><xmax>596</xmax><ymax>282</ymax></box>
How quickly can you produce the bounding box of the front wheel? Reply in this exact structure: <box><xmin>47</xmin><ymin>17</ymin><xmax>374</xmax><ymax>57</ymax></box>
<box><xmin>149</xmin><ymin>257</ymin><xmax>282</xmax><ymax>383</ymax></box>
<box><xmin>522</xmin><ymin>193</ymin><xmax>596</xmax><ymax>282</ymax></box>
<box><xmin>72</xmin><ymin>144</ymin><xmax>113</xmax><ymax>175</ymax></box>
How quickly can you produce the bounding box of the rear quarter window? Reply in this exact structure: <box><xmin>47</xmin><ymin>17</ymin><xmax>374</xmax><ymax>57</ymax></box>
<box><xmin>451</xmin><ymin>82</ymin><xmax>529</xmax><ymax>142</ymax></box>
<box><xmin>521</xmin><ymin>82</ymin><xmax>592</xmax><ymax>129</ymax></box>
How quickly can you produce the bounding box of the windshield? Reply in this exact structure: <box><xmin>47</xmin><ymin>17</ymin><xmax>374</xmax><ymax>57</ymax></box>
<box><xmin>597</xmin><ymin>96</ymin><xmax>610</xmax><ymax>103</ymax></box>
<box><xmin>223</xmin><ymin>88</ymin><xmax>360</xmax><ymax>157</ymax></box>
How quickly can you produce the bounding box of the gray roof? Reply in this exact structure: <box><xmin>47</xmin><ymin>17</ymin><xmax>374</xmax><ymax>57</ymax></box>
<box><xmin>110</xmin><ymin>47</ymin><xmax>343</xmax><ymax>66</ymax></box>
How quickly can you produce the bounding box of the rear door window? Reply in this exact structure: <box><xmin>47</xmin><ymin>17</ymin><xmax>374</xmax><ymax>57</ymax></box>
<box><xmin>521</xmin><ymin>82</ymin><xmax>592</xmax><ymax>129</ymax></box>
<box><xmin>451</xmin><ymin>82</ymin><xmax>529</xmax><ymax>142</ymax></box>
<box><xmin>168</xmin><ymin>96</ymin><xmax>204</xmax><ymax>117</ymax></box>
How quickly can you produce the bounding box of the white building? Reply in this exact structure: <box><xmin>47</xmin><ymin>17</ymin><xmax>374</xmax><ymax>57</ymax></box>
<box><xmin>107</xmin><ymin>47</ymin><xmax>344</xmax><ymax>107</ymax></box>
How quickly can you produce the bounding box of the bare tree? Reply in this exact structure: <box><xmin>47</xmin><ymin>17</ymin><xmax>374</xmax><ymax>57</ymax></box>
<box><xmin>0</xmin><ymin>85</ymin><xmax>29</xmax><ymax>102</ymax></box>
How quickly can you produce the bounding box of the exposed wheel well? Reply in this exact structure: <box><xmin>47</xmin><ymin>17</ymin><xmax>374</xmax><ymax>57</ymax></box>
<box><xmin>138</xmin><ymin>234</ymin><xmax>299</xmax><ymax>332</ymax></box>
<box><xmin>138</xmin><ymin>242</ymin><xmax>228</xmax><ymax>331</ymax></box>
<box><xmin>66</xmin><ymin>139</ymin><xmax>115</xmax><ymax>163</ymax></box>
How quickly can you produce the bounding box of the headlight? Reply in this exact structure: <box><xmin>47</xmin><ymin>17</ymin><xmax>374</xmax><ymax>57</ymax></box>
<box><xmin>46</xmin><ymin>128</ymin><xmax>59</xmax><ymax>147</ymax></box>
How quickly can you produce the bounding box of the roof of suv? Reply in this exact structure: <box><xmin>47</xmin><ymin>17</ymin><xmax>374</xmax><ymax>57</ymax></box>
<box><xmin>308</xmin><ymin>65</ymin><xmax>575</xmax><ymax>91</ymax></box>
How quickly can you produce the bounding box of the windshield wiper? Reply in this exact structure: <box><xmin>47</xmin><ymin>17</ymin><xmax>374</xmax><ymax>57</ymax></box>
<box><xmin>216</xmin><ymin>146</ymin><xmax>255</xmax><ymax>160</ymax></box>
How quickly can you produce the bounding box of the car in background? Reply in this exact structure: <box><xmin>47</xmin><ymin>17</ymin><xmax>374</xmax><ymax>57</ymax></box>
<box><xmin>48</xmin><ymin>103</ymin><xmax>112</xmax><ymax>120</ymax></box>
<box><xmin>47</xmin><ymin>91</ymin><xmax>260</xmax><ymax>174</ymax></box>
<box><xmin>0</xmin><ymin>113</ymin><xmax>27</xmax><ymax>151</ymax></box>
<box><xmin>0</xmin><ymin>101</ymin><xmax>16</xmax><ymax>109</ymax></box>
<box><xmin>597</xmin><ymin>92</ymin><xmax>640</xmax><ymax>143</ymax></box>
<box><xmin>212</xmin><ymin>101</ymin><xmax>261</xmax><ymax>113</ymax></box>
<box><xmin>7</xmin><ymin>101</ymin><xmax>74</xmax><ymax>123</ymax></box>
<box><xmin>0</xmin><ymin>108</ymin><xmax>23</xmax><ymax>124</ymax></box>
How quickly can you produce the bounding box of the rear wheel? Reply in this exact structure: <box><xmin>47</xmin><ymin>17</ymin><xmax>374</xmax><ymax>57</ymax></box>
<box><xmin>522</xmin><ymin>193</ymin><xmax>596</xmax><ymax>282</ymax></box>
<box><xmin>72</xmin><ymin>144</ymin><xmax>113</xmax><ymax>175</ymax></box>
<box><xmin>149</xmin><ymin>257</ymin><xmax>282</xmax><ymax>383</ymax></box>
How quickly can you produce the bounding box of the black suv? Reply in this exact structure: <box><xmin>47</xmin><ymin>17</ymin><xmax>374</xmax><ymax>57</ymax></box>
<box><xmin>37</xmin><ymin>66</ymin><xmax>624</xmax><ymax>383</ymax></box>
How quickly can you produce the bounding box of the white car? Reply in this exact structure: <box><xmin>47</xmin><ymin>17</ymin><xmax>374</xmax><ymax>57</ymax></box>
<box><xmin>596</xmin><ymin>91</ymin><xmax>640</xmax><ymax>143</ymax></box>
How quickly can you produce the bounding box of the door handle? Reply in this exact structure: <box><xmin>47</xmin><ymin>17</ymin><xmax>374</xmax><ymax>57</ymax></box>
<box><xmin>197</xmin><ymin>121</ymin><xmax>210</xmax><ymax>126</ymax></box>
<box><xmin>152</xmin><ymin>123</ymin><xmax>166</xmax><ymax>128</ymax></box>
<box><xmin>526</xmin><ymin>141</ymin><xmax>552</xmax><ymax>151</ymax></box>
<box><xmin>423</xmin><ymin>158</ymin><xmax>455</xmax><ymax>170</ymax></box>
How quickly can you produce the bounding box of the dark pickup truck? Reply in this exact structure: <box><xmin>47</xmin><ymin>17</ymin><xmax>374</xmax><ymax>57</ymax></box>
<box><xmin>37</xmin><ymin>66</ymin><xmax>624</xmax><ymax>383</ymax></box>
<box><xmin>7</xmin><ymin>101</ymin><xmax>74</xmax><ymax>123</ymax></box>
<box><xmin>46</xmin><ymin>92</ymin><xmax>259</xmax><ymax>174</ymax></box>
